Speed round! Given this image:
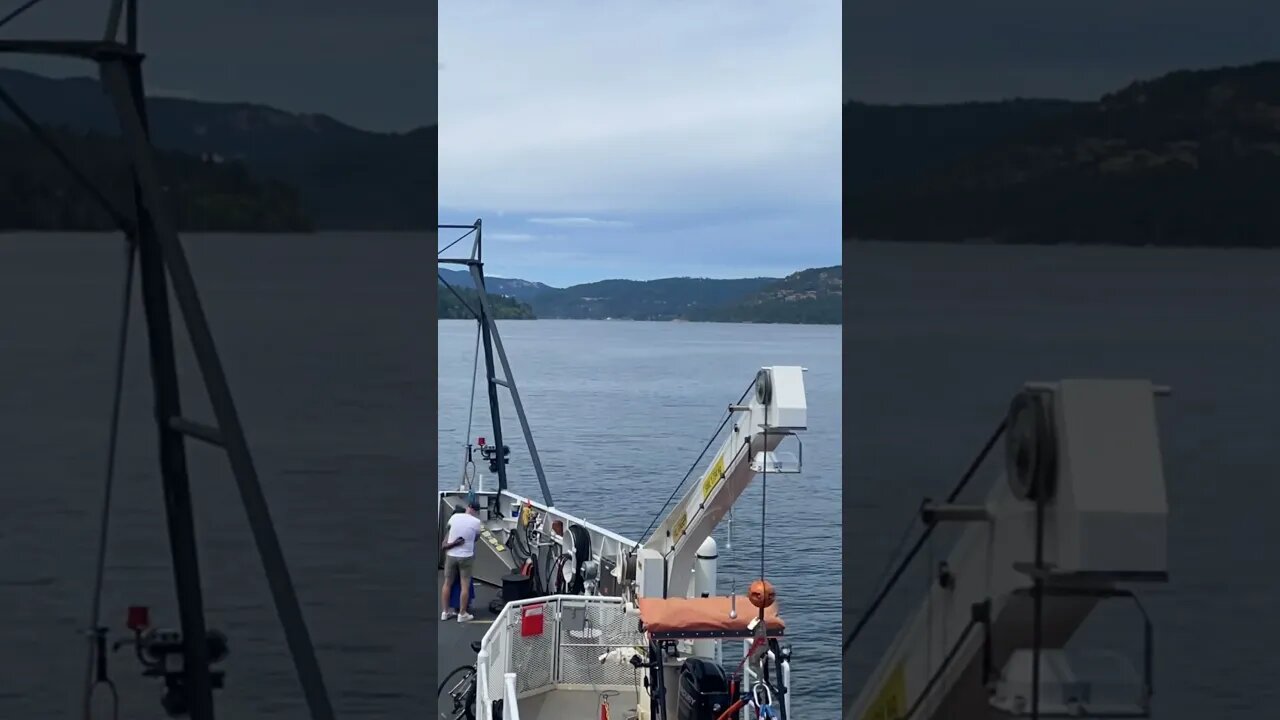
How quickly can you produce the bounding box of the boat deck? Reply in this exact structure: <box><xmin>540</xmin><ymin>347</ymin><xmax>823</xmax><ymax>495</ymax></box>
<box><xmin>437</xmin><ymin>581</ymin><xmax>501</xmax><ymax>717</ymax></box>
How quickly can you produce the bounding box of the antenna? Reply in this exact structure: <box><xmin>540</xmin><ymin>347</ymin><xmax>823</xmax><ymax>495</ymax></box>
<box><xmin>0</xmin><ymin>3</ymin><xmax>335</xmax><ymax>719</ymax></box>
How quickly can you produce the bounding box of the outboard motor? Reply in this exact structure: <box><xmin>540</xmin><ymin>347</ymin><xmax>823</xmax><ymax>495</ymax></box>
<box><xmin>677</xmin><ymin>658</ymin><xmax>733</xmax><ymax>720</ymax></box>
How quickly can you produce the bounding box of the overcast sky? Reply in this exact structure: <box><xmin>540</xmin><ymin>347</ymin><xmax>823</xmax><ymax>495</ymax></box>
<box><xmin>846</xmin><ymin>0</ymin><xmax>1280</xmax><ymax>103</ymax></box>
<box><xmin>0</xmin><ymin>0</ymin><xmax>431</xmax><ymax>132</ymax></box>
<box><xmin>438</xmin><ymin>1</ymin><xmax>842</xmax><ymax>287</ymax></box>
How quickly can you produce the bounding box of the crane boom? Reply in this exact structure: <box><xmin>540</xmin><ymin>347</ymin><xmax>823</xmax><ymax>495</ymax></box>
<box><xmin>636</xmin><ymin>366</ymin><xmax>807</xmax><ymax>599</ymax></box>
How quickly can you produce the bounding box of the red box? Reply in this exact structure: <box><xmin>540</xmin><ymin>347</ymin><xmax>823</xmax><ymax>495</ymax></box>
<box><xmin>520</xmin><ymin>603</ymin><xmax>545</xmax><ymax>637</ymax></box>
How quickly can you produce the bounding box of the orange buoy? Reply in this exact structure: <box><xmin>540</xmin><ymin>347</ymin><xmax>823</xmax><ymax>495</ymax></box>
<box><xmin>748</xmin><ymin>579</ymin><xmax>776</xmax><ymax>609</ymax></box>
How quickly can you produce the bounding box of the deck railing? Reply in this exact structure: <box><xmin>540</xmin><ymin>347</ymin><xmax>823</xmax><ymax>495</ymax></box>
<box><xmin>475</xmin><ymin>594</ymin><xmax>644</xmax><ymax>718</ymax></box>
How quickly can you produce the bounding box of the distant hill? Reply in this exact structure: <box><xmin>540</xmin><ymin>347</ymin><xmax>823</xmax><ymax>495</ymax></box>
<box><xmin>846</xmin><ymin>61</ymin><xmax>1280</xmax><ymax>247</ymax></box>
<box><xmin>532</xmin><ymin>276</ymin><xmax>777</xmax><ymax>321</ymax></box>
<box><xmin>0</xmin><ymin>121</ymin><xmax>309</xmax><ymax>231</ymax></box>
<box><xmin>434</xmin><ymin>269</ymin><xmax>842</xmax><ymax>324</ymax></box>
<box><xmin>438</xmin><ymin>282</ymin><xmax>535</xmax><ymax>320</ymax></box>
<box><xmin>438</xmin><ymin>268</ymin><xmax>555</xmax><ymax>303</ymax></box>
<box><xmin>844</xmin><ymin>98</ymin><xmax>1084</xmax><ymax>194</ymax></box>
<box><xmin>0</xmin><ymin>68</ymin><xmax>432</xmax><ymax>230</ymax></box>
<box><xmin>689</xmin><ymin>266</ymin><xmax>842</xmax><ymax>324</ymax></box>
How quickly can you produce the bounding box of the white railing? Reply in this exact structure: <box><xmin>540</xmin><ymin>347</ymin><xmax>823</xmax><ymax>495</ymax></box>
<box><xmin>503</xmin><ymin>673</ymin><xmax>520</xmax><ymax>719</ymax></box>
<box><xmin>475</xmin><ymin>595</ymin><xmax>643</xmax><ymax>718</ymax></box>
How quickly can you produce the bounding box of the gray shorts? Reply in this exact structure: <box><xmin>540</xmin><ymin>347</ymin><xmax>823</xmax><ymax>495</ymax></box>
<box><xmin>444</xmin><ymin>554</ymin><xmax>474</xmax><ymax>582</ymax></box>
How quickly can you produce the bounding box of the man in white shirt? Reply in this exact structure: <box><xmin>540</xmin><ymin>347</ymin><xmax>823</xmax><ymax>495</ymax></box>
<box><xmin>441</xmin><ymin>500</ymin><xmax>483</xmax><ymax>622</ymax></box>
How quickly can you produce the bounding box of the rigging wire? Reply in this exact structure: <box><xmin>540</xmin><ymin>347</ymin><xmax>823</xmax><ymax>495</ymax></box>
<box><xmin>462</xmin><ymin>322</ymin><xmax>481</xmax><ymax>504</ymax></box>
<box><xmin>0</xmin><ymin>0</ymin><xmax>48</xmax><ymax>30</ymax></box>
<box><xmin>79</xmin><ymin>237</ymin><xmax>136</xmax><ymax>720</ymax></box>
<box><xmin>438</xmin><ymin>273</ymin><xmax>480</xmax><ymax>320</ymax></box>
<box><xmin>464</xmin><ymin>321</ymin><xmax>481</xmax><ymax>448</ymax></box>
<box><xmin>437</xmin><ymin>226</ymin><xmax>477</xmax><ymax>257</ymax></box>
<box><xmin>0</xmin><ymin>85</ymin><xmax>134</xmax><ymax>234</ymax></box>
<box><xmin>842</xmin><ymin>418</ymin><xmax>1009</xmax><ymax>657</ymax></box>
<box><xmin>631</xmin><ymin>377</ymin><xmax>757</xmax><ymax>552</ymax></box>
<box><xmin>759</xmin><ymin>409</ymin><xmax>767</xmax><ymax>585</ymax></box>
<box><xmin>458</xmin><ymin>322</ymin><xmax>481</xmax><ymax>497</ymax></box>
<box><xmin>855</xmin><ymin>502</ymin><xmax>922</xmax><ymax>621</ymax></box>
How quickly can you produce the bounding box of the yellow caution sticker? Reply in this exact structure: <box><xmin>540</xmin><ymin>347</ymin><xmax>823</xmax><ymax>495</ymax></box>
<box><xmin>700</xmin><ymin>454</ymin><xmax>726</xmax><ymax>500</ymax></box>
<box><xmin>480</xmin><ymin>527</ymin><xmax>506</xmax><ymax>553</ymax></box>
<box><xmin>672</xmin><ymin>512</ymin><xmax>689</xmax><ymax>543</ymax></box>
<box><xmin>862</xmin><ymin>663</ymin><xmax>907</xmax><ymax>720</ymax></box>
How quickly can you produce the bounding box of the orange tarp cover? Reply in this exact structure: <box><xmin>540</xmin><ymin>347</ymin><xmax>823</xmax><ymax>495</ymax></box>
<box><xmin>638</xmin><ymin>596</ymin><xmax>785</xmax><ymax>635</ymax></box>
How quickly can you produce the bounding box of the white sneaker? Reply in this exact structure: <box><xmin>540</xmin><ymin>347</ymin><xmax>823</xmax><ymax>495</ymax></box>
<box><xmin>441</xmin><ymin>610</ymin><xmax>456</xmax><ymax>620</ymax></box>
<box><xmin>457</xmin><ymin>612</ymin><xmax>475</xmax><ymax>622</ymax></box>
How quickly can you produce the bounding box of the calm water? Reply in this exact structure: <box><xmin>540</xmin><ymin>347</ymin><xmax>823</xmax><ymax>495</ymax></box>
<box><xmin>437</xmin><ymin>319</ymin><xmax>844</xmax><ymax>717</ymax></box>
<box><xmin>0</xmin><ymin>232</ymin><xmax>429</xmax><ymax>719</ymax></box>
<box><xmin>844</xmin><ymin>241</ymin><xmax>1280</xmax><ymax>717</ymax></box>
<box><xmin>6</xmin><ymin>232</ymin><xmax>1276</xmax><ymax>718</ymax></box>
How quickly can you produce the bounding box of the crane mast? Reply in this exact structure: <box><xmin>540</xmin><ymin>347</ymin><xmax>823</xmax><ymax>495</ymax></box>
<box><xmin>636</xmin><ymin>366</ymin><xmax>807</xmax><ymax>600</ymax></box>
<box><xmin>847</xmin><ymin>379</ymin><xmax>1169</xmax><ymax>720</ymax></box>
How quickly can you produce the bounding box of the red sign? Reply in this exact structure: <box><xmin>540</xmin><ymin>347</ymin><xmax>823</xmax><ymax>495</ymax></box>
<box><xmin>520</xmin><ymin>603</ymin><xmax>545</xmax><ymax>637</ymax></box>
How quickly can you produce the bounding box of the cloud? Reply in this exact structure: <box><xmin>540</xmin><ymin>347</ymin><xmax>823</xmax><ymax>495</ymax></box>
<box><xmin>438</xmin><ymin>1</ymin><xmax>841</xmax><ymax>215</ymax></box>
<box><xmin>527</xmin><ymin>217</ymin><xmax>631</xmax><ymax>229</ymax></box>
<box><xmin>489</xmin><ymin>232</ymin><xmax>538</xmax><ymax>242</ymax></box>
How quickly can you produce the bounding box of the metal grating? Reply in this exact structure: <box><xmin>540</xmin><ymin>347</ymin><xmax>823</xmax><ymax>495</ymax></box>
<box><xmin>555</xmin><ymin>600</ymin><xmax>646</xmax><ymax>687</ymax></box>
<box><xmin>476</xmin><ymin>596</ymin><xmax>641</xmax><ymax>712</ymax></box>
<box><xmin>511</xmin><ymin>601</ymin><xmax>558</xmax><ymax>694</ymax></box>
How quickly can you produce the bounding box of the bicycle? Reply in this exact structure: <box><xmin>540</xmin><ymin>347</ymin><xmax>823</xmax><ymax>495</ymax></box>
<box><xmin>438</xmin><ymin>664</ymin><xmax>477</xmax><ymax>720</ymax></box>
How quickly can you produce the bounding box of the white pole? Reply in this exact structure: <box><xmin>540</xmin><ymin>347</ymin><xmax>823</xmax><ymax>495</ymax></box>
<box><xmin>781</xmin><ymin>654</ymin><xmax>792</xmax><ymax>718</ymax></box>
<box><xmin>504</xmin><ymin>673</ymin><xmax>520</xmax><ymax>718</ymax></box>
<box><xmin>476</xmin><ymin>649</ymin><xmax>490</xmax><ymax>720</ymax></box>
<box><xmin>693</xmin><ymin>537</ymin><xmax>719</xmax><ymax>658</ymax></box>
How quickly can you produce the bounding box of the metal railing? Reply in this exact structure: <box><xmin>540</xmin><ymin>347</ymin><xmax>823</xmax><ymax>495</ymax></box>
<box><xmin>475</xmin><ymin>595</ymin><xmax>643</xmax><ymax>719</ymax></box>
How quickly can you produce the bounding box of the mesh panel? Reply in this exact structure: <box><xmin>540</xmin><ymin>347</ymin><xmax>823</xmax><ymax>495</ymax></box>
<box><xmin>510</xmin><ymin>602</ymin><xmax>558</xmax><ymax>694</ymax></box>
<box><xmin>556</xmin><ymin>600</ymin><xmax>646</xmax><ymax>687</ymax></box>
<box><xmin>477</xmin><ymin>597</ymin><xmax>640</xmax><ymax>708</ymax></box>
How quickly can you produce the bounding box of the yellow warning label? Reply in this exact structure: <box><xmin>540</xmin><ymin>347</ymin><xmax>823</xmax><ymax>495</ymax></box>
<box><xmin>700</xmin><ymin>454</ymin><xmax>726</xmax><ymax>500</ymax></box>
<box><xmin>672</xmin><ymin>512</ymin><xmax>689</xmax><ymax>543</ymax></box>
<box><xmin>480</xmin><ymin>527</ymin><xmax>505</xmax><ymax>553</ymax></box>
<box><xmin>861</xmin><ymin>663</ymin><xmax>907</xmax><ymax>720</ymax></box>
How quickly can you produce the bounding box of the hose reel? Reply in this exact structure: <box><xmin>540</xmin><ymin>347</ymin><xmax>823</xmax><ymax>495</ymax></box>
<box><xmin>563</xmin><ymin>524</ymin><xmax>592</xmax><ymax>594</ymax></box>
<box><xmin>1004</xmin><ymin>390</ymin><xmax>1058</xmax><ymax>502</ymax></box>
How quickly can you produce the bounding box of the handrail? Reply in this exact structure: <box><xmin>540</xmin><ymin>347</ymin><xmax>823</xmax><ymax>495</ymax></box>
<box><xmin>476</xmin><ymin>649</ymin><xmax>490</xmax><ymax>720</ymax></box>
<box><xmin>503</xmin><ymin>673</ymin><xmax>520</xmax><ymax>719</ymax></box>
<box><xmin>478</xmin><ymin>594</ymin><xmax>628</xmax><ymax>648</ymax></box>
<box><xmin>475</xmin><ymin>594</ymin><xmax>632</xmax><ymax>712</ymax></box>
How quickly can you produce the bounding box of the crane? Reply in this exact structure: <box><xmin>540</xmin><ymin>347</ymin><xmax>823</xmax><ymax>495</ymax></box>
<box><xmin>635</xmin><ymin>366</ymin><xmax>808</xmax><ymax>600</ymax></box>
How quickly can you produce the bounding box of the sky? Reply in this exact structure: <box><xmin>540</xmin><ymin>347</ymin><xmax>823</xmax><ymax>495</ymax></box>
<box><xmin>845</xmin><ymin>0</ymin><xmax>1280</xmax><ymax>104</ymax></box>
<box><xmin>0</xmin><ymin>0</ymin><xmax>432</xmax><ymax>132</ymax></box>
<box><xmin>438</xmin><ymin>1</ymin><xmax>842</xmax><ymax>287</ymax></box>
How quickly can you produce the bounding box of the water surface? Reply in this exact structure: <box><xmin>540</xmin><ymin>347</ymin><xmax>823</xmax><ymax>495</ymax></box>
<box><xmin>844</xmin><ymin>241</ymin><xmax>1280</xmax><ymax>718</ymax></box>
<box><xmin>438</xmin><ymin>319</ymin><xmax>844</xmax><ymax>717</ymax></box>
<box><xmin>0</xmin><ymin>232</ymin><xmax>429</xmax><ymax>719</ymax></box>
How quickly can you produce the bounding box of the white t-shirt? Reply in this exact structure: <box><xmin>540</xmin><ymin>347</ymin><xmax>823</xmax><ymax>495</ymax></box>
<box><xmin>446</xmin><ymin>512</ymin><xmax>482</xmax><ymax>558</ymax></box>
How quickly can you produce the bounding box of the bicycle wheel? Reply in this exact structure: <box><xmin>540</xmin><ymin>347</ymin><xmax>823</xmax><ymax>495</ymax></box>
<box><xmin>438</xmin><ymin>665</ymin><xmax>477</xmax><ymax>720</ymax></box>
